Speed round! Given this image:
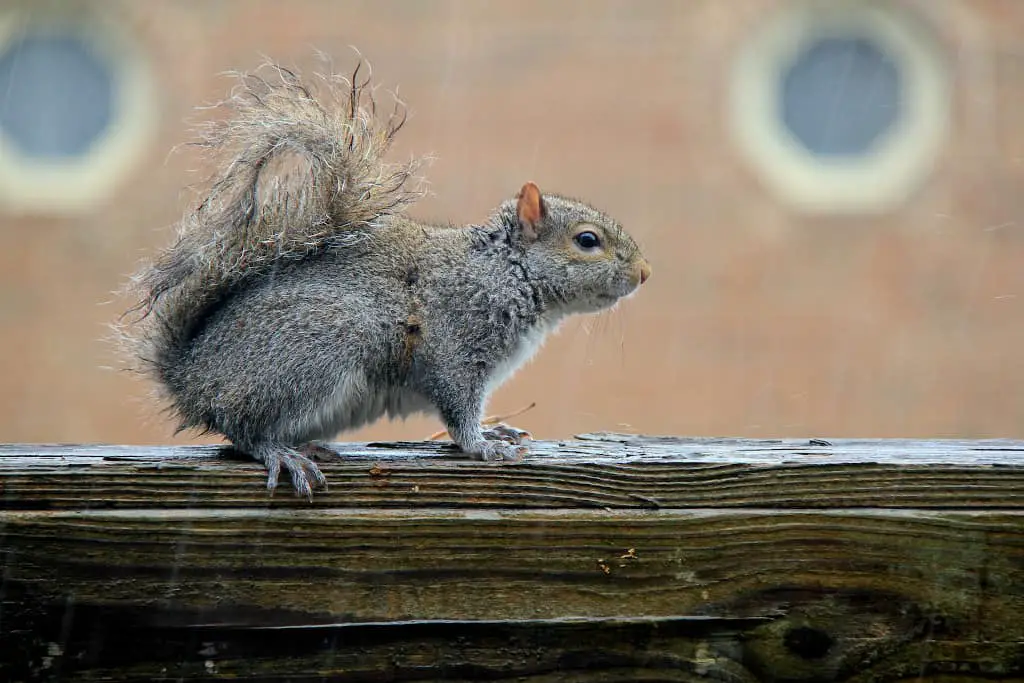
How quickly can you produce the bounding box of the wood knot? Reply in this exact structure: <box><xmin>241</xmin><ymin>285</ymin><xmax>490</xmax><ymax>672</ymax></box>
<box><xmin>783</xmin><ymin>626</ymin><xmax>833</xmax><ymax>660</ymax></box>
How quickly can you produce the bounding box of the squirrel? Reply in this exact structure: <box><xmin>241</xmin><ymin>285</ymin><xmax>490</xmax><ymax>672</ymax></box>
<box><xmin>120</xmin><ymin>60</ymin><xmax>651</xmax><ymax>498</ymax></box>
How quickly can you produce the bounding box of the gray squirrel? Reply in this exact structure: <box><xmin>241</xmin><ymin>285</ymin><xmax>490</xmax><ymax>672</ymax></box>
<box><xmin>120</xmin><ymin>60</ymin><xmax>651</xmax><ymax>498</ymax></box>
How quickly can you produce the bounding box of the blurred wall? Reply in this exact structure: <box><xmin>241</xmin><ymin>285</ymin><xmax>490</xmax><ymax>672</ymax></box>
<box><xmin>0</xmin><ymin>0</ymin><xmax>1022</xmax><ymax>445</ymax></box>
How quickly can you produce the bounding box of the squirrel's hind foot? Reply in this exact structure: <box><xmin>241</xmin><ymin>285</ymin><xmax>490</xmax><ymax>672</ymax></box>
<box><xmin>253</xmin><ymin>444</ymin><xmax>329</xmax><ymax>500</ymax></box>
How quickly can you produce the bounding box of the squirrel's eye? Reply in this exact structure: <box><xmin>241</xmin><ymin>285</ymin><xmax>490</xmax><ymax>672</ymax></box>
<box><xmin>574</xmin><ymin>230</ymin><xmax>602</xmax><ymax>250</ymax></box>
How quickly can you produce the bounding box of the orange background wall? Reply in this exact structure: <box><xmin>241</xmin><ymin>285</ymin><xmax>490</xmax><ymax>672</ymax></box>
<box><xmin>1</xmin><ymin>0</ymin><xmax>1022</xmax><ymax>446</ymax></box>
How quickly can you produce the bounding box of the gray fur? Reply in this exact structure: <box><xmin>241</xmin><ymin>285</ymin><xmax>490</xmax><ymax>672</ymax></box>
<box><xmin>120</xmin><ymin>61</ymin><xmax>650</xmax><ymax>498</ymax></box>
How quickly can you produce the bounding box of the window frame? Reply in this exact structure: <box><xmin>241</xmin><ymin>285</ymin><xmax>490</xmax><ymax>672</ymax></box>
<box><xmin>0</xmin><ymin>7</ymin><xmax>156</xmax><ymax>214</ymax></box>
<box><xmin>729</xmin><ymin>1</ymin><xmax>950</xmax><ymax>214</ymax></box>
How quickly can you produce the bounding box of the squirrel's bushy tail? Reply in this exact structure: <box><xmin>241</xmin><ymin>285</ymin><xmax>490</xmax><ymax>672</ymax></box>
<box><xmin>119</xmin><ymin>59</ymin><xmax>426</xmax><ymax>381</ymax></box>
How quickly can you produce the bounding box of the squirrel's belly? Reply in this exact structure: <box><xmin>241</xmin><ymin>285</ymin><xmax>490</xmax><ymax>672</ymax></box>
<box><xmin>295</xmin><ymin>372</ymin><xmax>434</xmax><ymax>440</ymax></box>
<box><xmin>383</xmin><ymin>387</ymin><xmax>435</xmax><ymax>420</ymax></box>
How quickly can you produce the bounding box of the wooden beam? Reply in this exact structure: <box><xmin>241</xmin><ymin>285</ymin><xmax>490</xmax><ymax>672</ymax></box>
<box><xmin>2</xmin><ymin>435</ymin><xmax>1022</xmax><ymax>681</ymax></box>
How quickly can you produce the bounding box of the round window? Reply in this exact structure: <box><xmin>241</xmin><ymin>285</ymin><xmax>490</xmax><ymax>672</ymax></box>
<box><xmin>0</xmin><ymin>9</ymin><xmax>156</xmax><ymax>214</ymax></box>
<box><xmin>730</xmin><ymin>3</ymin><xmax>949</xmax><ymax>214</ymax></box>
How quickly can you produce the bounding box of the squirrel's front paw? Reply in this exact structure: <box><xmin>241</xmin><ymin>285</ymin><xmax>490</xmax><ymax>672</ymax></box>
<box><xmin>482</xmin><ymin>423</ymin><xmax>532</xmax><ymax>445</ymax></box>
<box><xmin>476</xmin><ymin>439</ymin><xmax>528</xmax><ymax>462</ymax></box>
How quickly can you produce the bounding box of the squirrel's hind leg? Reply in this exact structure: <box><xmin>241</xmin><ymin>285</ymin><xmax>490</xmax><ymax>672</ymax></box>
<box><xmin>249</xmin><ymin>443</ymin><xmax>329</xmax><ymax>500</ymax></box>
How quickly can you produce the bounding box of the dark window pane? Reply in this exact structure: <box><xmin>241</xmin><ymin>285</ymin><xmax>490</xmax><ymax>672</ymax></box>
<box><xmin>0</xmin><ymin>33</ymin><xmax>115</xmax><ymax>159</ymax></box>
<box><xmin>779</xmin><ymin>37</ymin><xmax>901</xmax><ymax>157</ymax></box>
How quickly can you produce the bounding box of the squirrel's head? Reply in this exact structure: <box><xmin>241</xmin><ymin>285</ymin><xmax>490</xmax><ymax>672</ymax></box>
<box><xmin>506</xmin><ymin>181</ymin><xmax>651</xmax><ymax>315</ymax></box>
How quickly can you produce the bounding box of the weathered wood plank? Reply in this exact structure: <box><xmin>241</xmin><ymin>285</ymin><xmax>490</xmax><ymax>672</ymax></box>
<box><xmin>2</xmin><ymin>508</ymin><xmax>1022</xmax><ymax>680</ymax></box>
<box><xmin>2</xmin><ymin>435</ymin><xmax>1023</xmax><ymax>509</ymax></box>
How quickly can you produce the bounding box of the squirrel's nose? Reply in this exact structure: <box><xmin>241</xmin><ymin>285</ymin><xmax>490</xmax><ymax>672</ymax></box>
<box><xmin>638</xmin><ymin>260</ymin><xmax>651</xmax><ymax>285</ymax></box>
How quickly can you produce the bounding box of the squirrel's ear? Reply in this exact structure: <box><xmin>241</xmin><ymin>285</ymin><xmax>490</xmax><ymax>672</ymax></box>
<box><xmin>516</xmin><ymin>181</ymin><xmax>546</xmax><ymax>241</ymax></box>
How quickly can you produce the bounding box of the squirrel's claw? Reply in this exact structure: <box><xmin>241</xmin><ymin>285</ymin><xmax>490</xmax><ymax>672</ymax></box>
<box><xmin>262</xmin><ymin>446</ymin><xmax>328</xmax><ymax>500</ymax></box>
<box><xmin>481</xmin><ymin>423</ymin><xmax>532</xmax><ymax>445</ymax></box>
